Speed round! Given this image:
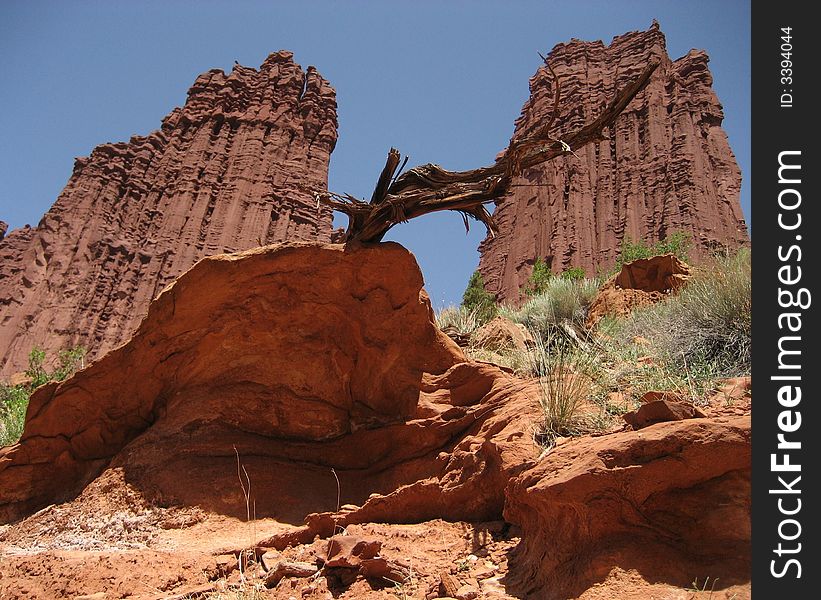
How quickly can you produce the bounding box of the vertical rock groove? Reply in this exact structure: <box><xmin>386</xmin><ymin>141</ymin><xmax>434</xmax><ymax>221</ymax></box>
<box><xmin>0</xmin><ymin>51</ymin><xmax>338</xmax><ymax>375</ymax></box>
<box><xmin>479</xmin><ymin>24</ymin><xmax>748</xmax><ymax>303</ymax></box>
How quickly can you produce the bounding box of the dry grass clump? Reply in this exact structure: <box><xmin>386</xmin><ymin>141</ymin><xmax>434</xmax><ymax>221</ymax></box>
<box><xmin>500</xmin><ymin>277</ymin><xmax>599</xmax><ymax>338</ymax></box>
<box><xmin>435</xmin><ymin>305</ymin><xmax>482</xmax><ymax>339</ymax></box>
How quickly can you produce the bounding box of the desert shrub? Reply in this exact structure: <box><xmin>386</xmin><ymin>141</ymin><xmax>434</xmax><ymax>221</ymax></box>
<box><xmin>0</xmin><ymin>346</ymin><xmax>87</xmax><ymax>446</ymax></box>
<box><xmin>461</xmin><ymin>270</ymin><xmax>497</xmax><ymax>324</ymax></box>
<box><xmin>26</xmin><ymin>347</ymin><xmax>49</xmax><ymax>388</ymax></box>
<box><xmin>529</xmin><ymin>333</ymin><xmax>598</xmax><ymax>446</ymax></box>
<box><xmin>0</xmin><ymin>384</ymin><xmax>28</xmax><ymax>446</ymax></box>
<box><xmin>53</xmin><ymin>346</ymin><xmax>87</xmax><ymax>381</ymax></box>
<box><xmin>616</xmin><ymin>248</ymin><xmax>751</xmax><ymax>376</ymax></box>
<box><xmin>524</xmin><ymin>257</ymin><xmax>553</xmax><ymax>297</ymax></box>
<box><xmin>560</xmin><ymin>266</ymin><xmax>586</xmax><ymax>281</ymax></box>
<box><xmin>616</xmin><ymin>230</ymin><xmax>691</xmax><ymax>271</ymax></box>
<box><xmin>436</xmin><ymin>305</ymin><xmax>481</xmax><ymax>338</ymax></box>
<box><xmin>503</xmin><ymin>277</ymin><xmax>599</xmax><ymax>340</ymax></box>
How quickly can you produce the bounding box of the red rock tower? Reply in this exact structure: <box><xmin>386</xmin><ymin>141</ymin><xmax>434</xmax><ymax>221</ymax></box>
<box><xmin>478</xmin><ymin>24</ymin><xmax>749</xmax><ymax>303</ymax></box>
<box><xmin>0</xmin><ymin>52</ymin><xmax>338</xmax><ymax>376</ymax></box>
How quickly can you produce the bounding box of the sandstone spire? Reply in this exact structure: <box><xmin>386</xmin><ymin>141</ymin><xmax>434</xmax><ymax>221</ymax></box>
<box><xmin>478</xmin><ymin>24</ymin><xmax>749</xmax><ymax>303</ymax></box>
<box><xmin>0</xmin><ymin>52</ymin><xmax>338</xmax><ymax>375</ymax></box>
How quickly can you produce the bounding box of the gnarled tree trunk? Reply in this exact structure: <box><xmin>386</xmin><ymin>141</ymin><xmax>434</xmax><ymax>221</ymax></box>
<box><xmin>316</xmin><ymin>61</ymin><xmax>659</xmax><ymax>244</ymax></box>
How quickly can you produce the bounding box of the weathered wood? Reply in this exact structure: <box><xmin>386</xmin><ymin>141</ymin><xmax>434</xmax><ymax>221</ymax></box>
<box><xmin>317</xmin><ymin>60</ymin><xmax>659</xmax><ymax>244</ymax></box>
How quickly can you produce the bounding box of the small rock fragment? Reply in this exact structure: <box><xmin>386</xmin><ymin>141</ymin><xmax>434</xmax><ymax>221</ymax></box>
<box><xmin>264</xmin><ymin>560</ymin><xmax>318</xmax><ymax>587</ymax></box>
<box><xmin>439</xmin><ymin>571</ymin><xmax>462</xmax><ymax>597</ymax></box>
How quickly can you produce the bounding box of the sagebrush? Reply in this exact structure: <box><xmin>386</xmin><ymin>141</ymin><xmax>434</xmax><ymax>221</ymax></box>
<box><xmin>614</xmin><ymin>248</ymin><xmax>751</xmax><ymax>376</ymax></box>
<box><xmin>502</xmin><ymin>277</ymin><xmax>599</xmax><ymax>339</ymax></box>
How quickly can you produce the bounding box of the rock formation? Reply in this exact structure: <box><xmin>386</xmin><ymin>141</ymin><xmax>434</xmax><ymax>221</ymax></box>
<box><xmin>0</xmin><ymin>51</ymin><xmax>338</xmax><ymax>377</ymax></box>
<box><xmin>479</xmin><ymin>23</ymin><xmax>749</xmax><ymax>303</ymax></box>
<box><xmin>0</xmin><ymin>241</ymin><xmax>751</xmax><ymax>598</ymax></box>
<box><xmin>585</xmin><ymin>253</ymin><xmax>691</xmax><ymax>327</ymax></box>
<box><xmin>0</xmin><ymin>242</ymin><xmax>535</xmax><ymax>525</ymax></box>
<box><xmin>504</xmin><ymin>416</ymin><xmax>751</xmax><ymax>599</ymax></box>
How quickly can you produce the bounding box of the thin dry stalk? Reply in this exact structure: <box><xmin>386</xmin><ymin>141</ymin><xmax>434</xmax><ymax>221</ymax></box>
<box><xmin>233</xmin><ymin>446</ymin><xmax>256</xmax><ymax>580</ymax></box>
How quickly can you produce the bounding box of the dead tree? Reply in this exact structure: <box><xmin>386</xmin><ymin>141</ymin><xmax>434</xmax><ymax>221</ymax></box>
<box><xmin>314</xmin><ymin>59</ymin><xmax>658</xmax><ymax>244</ymax></box>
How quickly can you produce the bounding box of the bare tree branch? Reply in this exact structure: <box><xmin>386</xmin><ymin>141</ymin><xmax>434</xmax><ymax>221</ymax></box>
<box><xmin>316</xmin><ymin>61</ymin><xmax>659</xmax><ymax>243</ymax></box>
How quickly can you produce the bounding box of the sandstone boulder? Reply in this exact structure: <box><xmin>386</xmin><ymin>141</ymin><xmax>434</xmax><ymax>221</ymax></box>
<box><xmin>0</xmin><ymin>242</ymin><xmax>538</xmax><ymax>526</ymax></box>
<box><xmin>585</xmin><ymin>254</ymin><xmax>691</xmax><ymax>327</ymax></box>
<box><xmin>622</xmin><ymin>399</ymin><xmax>707</xmax><ymax>429</ymax></box>
<box><xmin>504</xmin><ymin>416</ymin><xmax>750</xmax><ymax>599</ymax></box>
<box><xmin>470</xmin><ymin>317</ymin><xmax>533</xmax><ymax>352</ymax></box>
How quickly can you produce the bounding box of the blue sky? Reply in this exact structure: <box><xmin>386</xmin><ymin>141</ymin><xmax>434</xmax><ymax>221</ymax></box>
<box><xmin>0</xmin><ymin>1</ymin><xmax>750</xmax><ymax>308</ymax></box>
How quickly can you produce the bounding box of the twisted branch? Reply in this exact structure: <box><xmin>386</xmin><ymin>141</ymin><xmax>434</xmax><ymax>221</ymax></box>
<box><xmin>315</xmin><ymin>60</ymin><xmax>658</xmax><ymax>243</ymax></box>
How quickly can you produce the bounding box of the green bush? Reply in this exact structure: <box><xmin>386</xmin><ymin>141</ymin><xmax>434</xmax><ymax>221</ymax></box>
<box><xmin>616</xmin><ymin>231</ymin><xmax>691</xmax><ymax>271</ymax></box>
<box><xmin>461</xmin><ymin>270</ymin><xmax>497</xmax><ymax>324</ymax></box>
<box><xmin>560</xmin><ymin>266</ymin><xmax>586</xmax><ymax>281</ymax></box>
<box><xmin>1</xmin><ymin>346</ymin><xmax>86</xmax><ymax>447</ymax></box>
<box><xmin>26</xmin><ymin>347</ymin><xmax>49</xmax><ymax>388</ymax></box>
<box><xmin>616</xmin><ymin>248</ymin><xmax>751</xmax><ymax>376</ymax></box>
<box><xmin>524</xmin><ymin>257</ymin><xmax>553</xmax><ymax>297</ymax></box>
<box><xmin>0</xmin><ymin>384</ymin><xmax>29</xmax><ymax>446</ymax></box>
<box><xmin>53</xmin><ymin>346</ymin><xmax>86</xmax><ymax>381</ymax></box>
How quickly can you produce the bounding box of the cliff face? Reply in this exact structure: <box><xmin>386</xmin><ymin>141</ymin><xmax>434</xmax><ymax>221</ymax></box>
<box><xmin>0</xmin><ymin>51</ymin><xmax>338</xmax><ymax>376</ymax></box>
<box><xmin>478</xmin><ymin>24</ymin><xmax>749</xmax><ymax>303</ymax></box>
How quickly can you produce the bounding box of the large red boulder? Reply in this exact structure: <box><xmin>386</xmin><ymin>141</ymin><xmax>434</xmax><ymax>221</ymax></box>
<box><xmin>504</xmin><ymin>416</ymin><xmax>751</xmax><ymax>599</ymax></box>
<box><xmin>586</xmin><ymin>254</ymin><xmax>691</xmax><ymax>326</ymax></box>
<box><xmin>0</xmin><ymin>242</ymin><xmax>538</xmax><ymax>526</ymax></box>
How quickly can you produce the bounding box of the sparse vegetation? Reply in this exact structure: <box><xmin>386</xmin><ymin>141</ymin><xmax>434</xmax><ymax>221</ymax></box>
<box><xmin>461</xmin><ymin>270</ymin><xmax>497</xmax><ymax>324</ymax></box>
<box><xmin>530</xmin><ymin>333</ymin><xmax>598</xmax><ymax>446</ymax></box>
<box><xmin>434</xmin><ymin>246</ymin><xmax>750</xmax><ymax>451</ymax></box>
<box><xmin>592</xmin><ymin>331</ymin><xmax>721</xmax><ymax>408</ymax></box>
<box><xmin>200</xmin><ymin>585</ymin><xmax>267</xmax><ymax>600</ymax></box>
<box><xmin>615</xmin><ymin>230</ymin><xmax>691</xmax><ymax>271</ymax></box>
<box><xmin>0</xmin><ymin>384</ymin><xmax>28</xmax><ymax>447</ymax></box>
<box><xmin>502</xmin><ymin>276</ymin><xmax>599</xmax><ymax>338</ymax></box>
<box><xmin>436</xmin><ymin>305</ymin><xmax>482</xmax><ymax>339</ymax></box>
<box><xmin>560</xmin><ymin>266</ymin><xmax>586</xmax><ymax>281</ymax></box>
<box><xmin>614</xmin><ymin>248</ymin><xmax>751</xmax><ymax>377</ymax></box>
<box><xmin>1</xmin><ymin>346</ymin><xmax>86</xmax><ymax>446</ymax></box>
<box><xmin>524</xmin><ymin>257</ymin><xmax>553</xmax><ymax>297</ymax></box>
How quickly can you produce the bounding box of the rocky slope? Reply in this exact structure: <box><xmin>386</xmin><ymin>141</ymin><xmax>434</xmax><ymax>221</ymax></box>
<box><xmin>0</xmin><ymin>242</ymin><xmax>750</xmax><ymax>599</ymax></box>
<box><xmin>0</xmin><ymin>51</ymin><xmax>338</xmax><ymax>376</ymax></box>
<box><xmin>479</xmin><ymin>23</ymin><xmax>749</xmax><ymax>303</ymax></box>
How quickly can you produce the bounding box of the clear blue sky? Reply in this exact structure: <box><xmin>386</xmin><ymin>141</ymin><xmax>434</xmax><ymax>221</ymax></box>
<box><xmin>0</xmin><ymin>1</ymin><xmax>750</xmax><ymax>309</ymax></box>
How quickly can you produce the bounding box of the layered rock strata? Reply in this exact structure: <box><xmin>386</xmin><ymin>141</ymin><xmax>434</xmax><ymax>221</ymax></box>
<box><xmin>479</xmin><ymin>23</ymin><xmax>749</xmax><ymax>303</ymax></box>
<box><xmin>0</xmin><ymin>51</ymin><xmax>337</xmax><ymax>376</ymax></box>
